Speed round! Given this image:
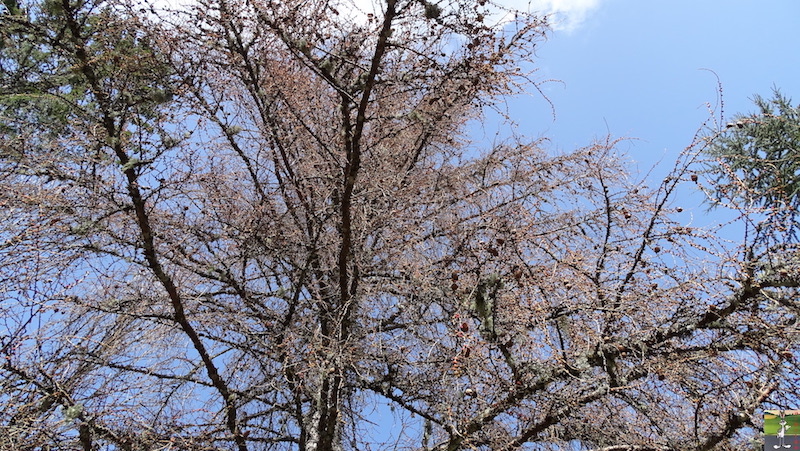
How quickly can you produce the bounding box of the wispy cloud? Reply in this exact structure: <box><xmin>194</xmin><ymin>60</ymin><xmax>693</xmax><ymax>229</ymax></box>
<box><xmin>350</xmin><ymin>0</ymin><xmax>600</xmax><ymax>32</ymax></box>
<box><xmin>509</xmin><ymin>0</ymin><xmax>601</xmax><ymax>31</ymax></box>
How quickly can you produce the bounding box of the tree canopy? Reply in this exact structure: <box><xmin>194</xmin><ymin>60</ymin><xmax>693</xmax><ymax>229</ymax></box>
<box><xmin>704</xmin><ymin>89</ymin><xmax>800</xmax><ymax>243</ymax></box>
<box><xmin>1</xmin><ymin>1</ymin><xmax>798</xmax><ymax>450</ymax></box>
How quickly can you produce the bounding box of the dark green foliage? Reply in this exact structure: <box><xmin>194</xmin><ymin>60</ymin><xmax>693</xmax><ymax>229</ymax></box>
<box><xmin>472</xmin><ymin>272</ymin><xmax>501</xmax><ymax>339</ymax></box>
<box><xmin>423</xmin><ymin>1</ymin><xmax>442</xmax><ymax>20</ymax></box>
<box><xmin>0</xmin><ymin>2</ymin><xmax>75</xmax><ymax>137</ymax></box>
<box><xmin>705</xmin><ymin>90</ymin><xmax>800</xmax><ymax>235</ymax></box>
<box><xmin>0</xmin><ymin>0</ymin><xmax>174</xmax><ymax>137</ymax></box>
<box><xmin>2</xmin><ymin>0</ymin><xmax>20</xmax><ymax>15</ymax></box>
<box><xmin>0</xmin><ymin>0</ymin><xmax>176</xmax><ymax>183</ymax></box>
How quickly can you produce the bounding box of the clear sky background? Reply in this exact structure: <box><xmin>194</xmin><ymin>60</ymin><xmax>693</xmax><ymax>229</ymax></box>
<box><xmin>510</xmin><ymin>0</ymin><xmax>800</xmax><ymax>173</ymax></box>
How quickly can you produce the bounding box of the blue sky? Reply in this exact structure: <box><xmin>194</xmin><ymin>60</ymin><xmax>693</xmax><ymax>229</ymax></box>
<box><xmin>514</xmin><ymin>0</ymin><xmax>800</xmax><ymax>170</ymax></box>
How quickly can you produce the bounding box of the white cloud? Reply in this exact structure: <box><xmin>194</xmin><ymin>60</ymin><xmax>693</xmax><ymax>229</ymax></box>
<box><xmin>504</xmin><ymin>0</ymin><xmax>601</xmax><ymax>31</ymax></box>
<box><xmin>349</xmin><ymin>0</ymin><xmax>600</xmax><ymax>32</ymax></box>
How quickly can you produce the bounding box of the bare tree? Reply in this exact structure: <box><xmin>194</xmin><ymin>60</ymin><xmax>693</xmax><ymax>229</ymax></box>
<box><xmin>1</xmin><ymin>0</ymin><xmax>797</xmax><ymax>450</ymax></box>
